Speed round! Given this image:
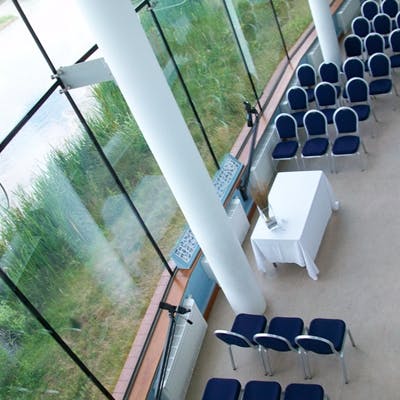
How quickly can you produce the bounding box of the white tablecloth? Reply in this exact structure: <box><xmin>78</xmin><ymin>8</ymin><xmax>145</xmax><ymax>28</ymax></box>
<box><xmin>250</xmin><ymin>171</ymin><xmax>339</xmax><ymax>280</ymax></box>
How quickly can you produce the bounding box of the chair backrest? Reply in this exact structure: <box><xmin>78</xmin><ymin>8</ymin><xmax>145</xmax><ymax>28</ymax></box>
<box><xmin>295</xmin><ymin>334</ymin><xmax>337</xmax><ymax>355</ymax></box>
<box><xmin>333</xmin><ymin>107</ymin><xmax>359</xmax><ymax>136</ymax></box>
<box><xmin>346</xmin><ymin>77</ymin><xmax>370</xmax><ymax>103</ymax></box>
<box><xmin>202</xmin><ymin>378</ymin><xmax>241</xmax><ymax>400</ymax></box>
<box><xmin>361</xmin><ymin>0</ymin><xmax>380</xmax><ymax>22</ymax></box>
<box><xmin>389</xmin><ymin>28</ymin><xmax>400</xmax><ymax>52</ymax></box>
<box><xmin>372</xmin><ymin>13</ymin><xmax>392</xmax><ymax>35</ymax></box>
<box><xmin>352</xmin><ymin>16</ymin><xmax>371</xmax><ymax>38</ymax></box>
<box><xmin>314</xmin><ymin>82</ymin><xmax>338</xmax><ymax>108</ymax></box>
<box><xmin>296</xmin><ymin>64</ymin><xmax>316</xmax><ymax>87</ymax></box>
<box><xmin>214</xmin><ymin>330</ymin><xmax>253</xmax><ymax>348</ymax></box>
<box><xmin>318</xmin><ymin>61</ymin><xmax>340</xmax><ymax>85</ymax></box>
<box><xmin>368</xmin><ymin>52</ymin><xmax>391</xmax><ymax>77</ymax></box>
<box><xmin>253</xmin><ymin>333</ymin><xmax>293</xmax><ymax>352</ymax></box>
<box><xmin>243</xmin><ymin>381</ymin><xmax>282</xmax><ymax>400</ymax></box>
<box><xmin>343</xmin><ymin>57</ymin><xmax>365</xmax><ymax>80</ymax></box>
<box><xmin>287</xmin><ymin>86</ymin><xmax>308</xmax><ymax>111</ymax></box>
<box><xmin>382</xmin><ymin>0</ymin><xmax>399</xmax><ymax>18</ymax></box>
<box><xmin>303</xmin><ymin>109</ymin><xmax>329</xmax><ymax>138</ymax></box>
<box><xmin>365</xmin><ymin>32</ymin><xmax>385</xmax><ymax>57</ymax></box>
<box><xmin>274</xmin><ymin>113</ymin><xmax>298</xmax><ymax>140</ymax></box>
<box><xmin>343</xmin><ymin>34</ymin><xmax>363</xmax><ymax>58</ymax></box>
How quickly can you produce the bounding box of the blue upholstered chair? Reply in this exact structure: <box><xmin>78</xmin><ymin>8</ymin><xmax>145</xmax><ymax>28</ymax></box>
<box><xmin>345</xmin><ymin>77</ymin><xmax>378</xmax><ymax>127</ymax></box>
<box><xmin>368</xmin><ymin>52</ymin><xmax>398</xmax><ymax>96</ymax></box>
<box><xmin>301</xmin><ymin>110</ymin><xmax>330</xmax><ymax>171</ymax></box>
<box><xmin>343</xmin><ymin>34</ymin><xmax>364</xmax><ymax>59</ymax></box>
<box><xmin>365</xmin><ymin>33</ymin><xmax>385</xmax><ymax>69</ymax></box>
<box><xmin>382</xmin><ymin>0</ymin><xmax>399</xmax><ymax>28</ymax></box>
<box><xmin>214</xmin><ymin>313</ymin><xmax>267</xmax><ymax>370</ymax></box>
<box><xmin>372</xmin><ymin>13</ymin><xmax>392</xmax><ymax>48</ymax></box>
<box><xmin>284</xmin><ymin>383</ymin><xmax>326</xmax><ymax>400</ymax></box>
<box><xmin>318</xmin><ymin>62</ymin><xmax>342</xmax><ymax>99</ymax></box>
<box><xmin>243</xmin><ymin>381</ymin><xmax>282</xmax><ymax>400</ymax></box>
<box><xmin>389</xmin><ymin>28</ymin><xmax>400</xmax><ymax>69</ymax></box>
<box><xmin>254</xmin><ymin>316</ymin><xmax>308</xmax><ymax>378</ymax></box>
<box><xmin>295</xmin><ymin>318</ymin><xmax>356</xmax><ymax>384</ymax></box>
<box><xmin>286</xmin><ymin>86</ymin><xmax>309</xmax><ymax>128</ymax></box>
<box><xmin>342</xmin><ymin>57</ymin><xmax>366</xmax><ymax>99</ymax></box>
<box><xmin>202</xmin><ymin>378</ymin><xmax>241</xmax><ymax>400</ymax></box>
<box><xmin>314</xmin><ymin>82</ymin><xmax>339</xmax><ymax>124</ymax></box>
<box><xmin>331</xmin><ymin>107</ymin><xmax>368</xmax><ymax>172</ymax></box>
<box><xmin>361</xmin><ymin>0</ymin><xmax>380</xmax><ymax>27</ymax></box>
<box><xmin>296</xmin><ymin>64</ymin><xmax>317</xmax><ymax>102</ymax></box>
<box><xmin>352</xmin><ymin>16</ymin><xmax>371</xmax><ymax>40</ymax></box>
<box><xmin>271</xmin><ymin>113</ymin><xmax>300</xmax><ymax>171</ymax></box>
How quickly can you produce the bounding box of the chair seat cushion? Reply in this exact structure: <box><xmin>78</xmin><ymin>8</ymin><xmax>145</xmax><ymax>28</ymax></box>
<box><xmin>232</xmin><ymin>313</ymin><xmax>267</xmax><ymax>344</ymax></box>
<box><xmin>332</xmin><ymin>135</ymin><xmax>360</xmax><ymax>155</ymax></box>
<box><xmin>291</xmin><ymin>111</ymin><xmax>306</xmax><ymax>127</ymax></box>
<box><xmin>284</xmin><ymin>383</ymin><xmax>324</xmax><ymax>400</ymax></box>
<box><xmin>369</xmin><ymin>78</ymin><xmax>392</xmax><ymax>95</ymax></box>
<box><xmin>320</xmin><ymin>108</ymin><xmax>335</xmax><ymax>124</ymax></box>
<box><xmin>202</xmin><ymin>378</ymin><xmax>241</xmax><ymax>400</ymax></box>
<box><xmin>268</xmin><ymin>317</ymin><xmax>304</xmax><ymax>349</ymax></box>
<box><xmin>302</xmin><ymin>138</ymin><xmax>329</xmax><ymax>157</ymax></box>
<box><xmin>308</xmin><ymin>318</ymin><xmax>346</xmax><ymax>352</ymax></box>
<box><xmin>272</xmin><ymin>141</ymin><xmax>298</xmax><ymax>159</ymax></box>
<box><xmin>243</xmin><ymin>381</ymin><xmax>281</xmax><ymax>400</ymax></box>
<box><xmin>305</xmin><ymin>88</ymin><xmax>315</xmax><ymax>102</ymax></box>
<box><xmin>351</xmin><ymin>104</ymin><xmax>370</xmax><ymax>121</ymax></box>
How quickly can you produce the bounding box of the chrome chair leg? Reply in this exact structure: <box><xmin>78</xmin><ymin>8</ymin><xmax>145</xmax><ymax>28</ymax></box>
<box><xmin>228</xmin><ymin>345</ymin><xmax>237</xmax><ymax>370</ymax></box>
<box><xmin>258</xmin><ymin>347</ymin><xmax>270</xmax><ymax>375</ymax></box>
<box><xmin>339</xmin><ymin>353</ymin><xmax>349</xmax><ymax>384</ymax></box>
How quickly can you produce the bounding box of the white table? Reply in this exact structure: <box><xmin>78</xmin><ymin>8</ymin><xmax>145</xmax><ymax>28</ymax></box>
<box><xmin>250</xmin><ymin>171</ymin><xmax>339</xmax><ymax>280</ymax></box>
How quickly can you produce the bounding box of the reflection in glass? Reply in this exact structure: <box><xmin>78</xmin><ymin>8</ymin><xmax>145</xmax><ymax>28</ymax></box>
<box><xmin>70</xmin><ymin>80</ymin><xmax>187</xmax><ymax>262</ymax></box>
<box><xmin>0</xmin><ymin>93</ymin><xmax>164</xmax><ymax>395</ymax></box>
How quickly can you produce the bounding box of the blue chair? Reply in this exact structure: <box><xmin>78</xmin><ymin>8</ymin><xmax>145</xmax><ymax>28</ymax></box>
<box><xmin>214</xmin><ymin>313</ymin><xmax>267</xmax><ymax>370</ymax></box>
<box><xmin>295</xmin><ymin>318</ymin><xmax>356</xmax><ymax>384</ymax></box>
<box><xmin>271</xmin><ymin>113</ymin><xmax>300</xmax><ymax>170</ymax></box>
<box><xmin>342</xmin><ymin>57</ymin><xmax>365</xmax><ymax>99</ymax></box>
<box><xmin>364</xmin><ymin>32</ymin><xmax>385</xmax><ymax>66</ymax></box>
<box><xmin>351</xmin><ymin>16</ymin><xmax>371</xmax><ymax>48</ymax></box>
<box><xmin>301</xmin><ymin>110</ymin><xmax>330</xmax><ymax>170</ymax></box>
<box><xmin>318</xmin><ymin>61</ymin><xmax>342</xmax><ymax>99</ymax></box>
<box><xmin>286</xmin><ymin>86</ymin><xmax>309</xmax><ymax>128</ymax></box>
<box><xmin>343</xmin><ymin>34</ymin><xmax>364</xmax><ymax>59</ymax></box>
<box><xmin>389</xmin><ymin>28</ymin><xmax>400</xmax><ymax>69</ymax></box>
<box><xmin>243</xmin><ymin>381</ymin><xmax>282</xmax><ymax>400</ymax></box>
<box><xmin>372</xmin><ymin>13</ymin><xmax>392</xmax><ymax>48</ymax></box>
<box><xmin>361</xmin><ymin>0</ymin><xmax>380</xmax><ymax>27</ymax></box>
<box><xmin>382</xmin><ymin>0</ymin><xmax>399</xmax><ymax>28</ymax></box>
<box><xmin>296</xmin><ymin>64</ymin><xmax>317</xmax><ymax>102</ymax></box>
<box><xmin>368</xmin><ymin>52</ymin><xmax>398</xmax><ymax>96</ymax></box>
<box><xmin>314</xmin><ymin>81</ymin><xmax>339</xmax><ymax>124</ymax></box>
<box><xmin>345</xmin><ymin>77</ymin><xmax>378</xmax><ymax>126</ymax></box>
<box><xmin>254</xmin><ymin>316</ymin><xmax>307</xmax><ymax>378</ymax></box>
<box><xmin>284</xmin><ymin>383</ymin><xmax>326</xmax><ymax>400</ymax></box>
<box><xmin>331</xmin><ymin>107</ymin><xmax>368</xmax><ymax>172</ymax></box>
<box><xmin>202</xmin><ymin>378</ymin><xmax>241</xmax><ymax>400</ymax></box>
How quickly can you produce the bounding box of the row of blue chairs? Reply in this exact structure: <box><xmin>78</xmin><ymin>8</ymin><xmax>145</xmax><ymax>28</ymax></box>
<box><xmin>203</xmin><ymin>379</ymin><xmax>328</xmax><ymax>400</ymax></box>
<box><xmin>361</xmin><ymin>0</ymin><xmax>399</xmax><ymax>30</ymax></box>
<box><xmin>214</xmin><ymin>314</ymin><xmax>356</xmax><ymax>384</ymax></box>
<box><xmin>272</xmin><ymin>106</ymin><xmax>368</xmax><ymax>173</ymax></box>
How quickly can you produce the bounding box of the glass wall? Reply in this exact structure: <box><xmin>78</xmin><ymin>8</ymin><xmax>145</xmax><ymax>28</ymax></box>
<box><xmin>0</xmin><ymin>0</ymin><xmax>328</xmax><ymax>397</ymax></box>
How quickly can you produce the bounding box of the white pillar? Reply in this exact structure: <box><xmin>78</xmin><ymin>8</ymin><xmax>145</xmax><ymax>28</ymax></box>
<box><xmin>75</xmin><ymin>0</ymin><xmax>266</xmax><ymax>314</ymax></box>
<box><xmin>308</xmin><ymin>0</ymin><xmax>341</xmax><ymax>66</ymax></box>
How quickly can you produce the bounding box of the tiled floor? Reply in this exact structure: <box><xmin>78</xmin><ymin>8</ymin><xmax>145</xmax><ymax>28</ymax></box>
<box><xmin>186</xmin><ymin>77</ymin><xmax>400</xmax><ymax>399</ymax></box>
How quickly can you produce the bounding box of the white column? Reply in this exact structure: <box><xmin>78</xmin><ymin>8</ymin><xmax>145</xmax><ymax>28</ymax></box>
<box><xmin>75</xmin><ymin>0</ymin><xmax>266</xmax><ymax>314</ymax></box>
<box><xmin>308</xmin><ymin>0</ymin><xmax>341</xmax><ymax>66</ymax></box>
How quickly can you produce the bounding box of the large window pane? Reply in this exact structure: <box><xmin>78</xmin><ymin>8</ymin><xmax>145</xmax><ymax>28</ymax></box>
<box><xmin>0</xmin><ymin>0</ymin><xmax>53</xmax><ymax>138</ymax></box>
<box><xmin>0</xmin><ymin>92</ymin><xmax>165</xmax><ymax>395</ymax></box>
<box><xmin>139</xmin><ymin>0</ymin><xmax>254</xmax><ymax>164</ymax></box>
<box><xmin>70</xmin><ymin>79</ymin><xmax>187</xmax><ymax>261</ymax></box>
